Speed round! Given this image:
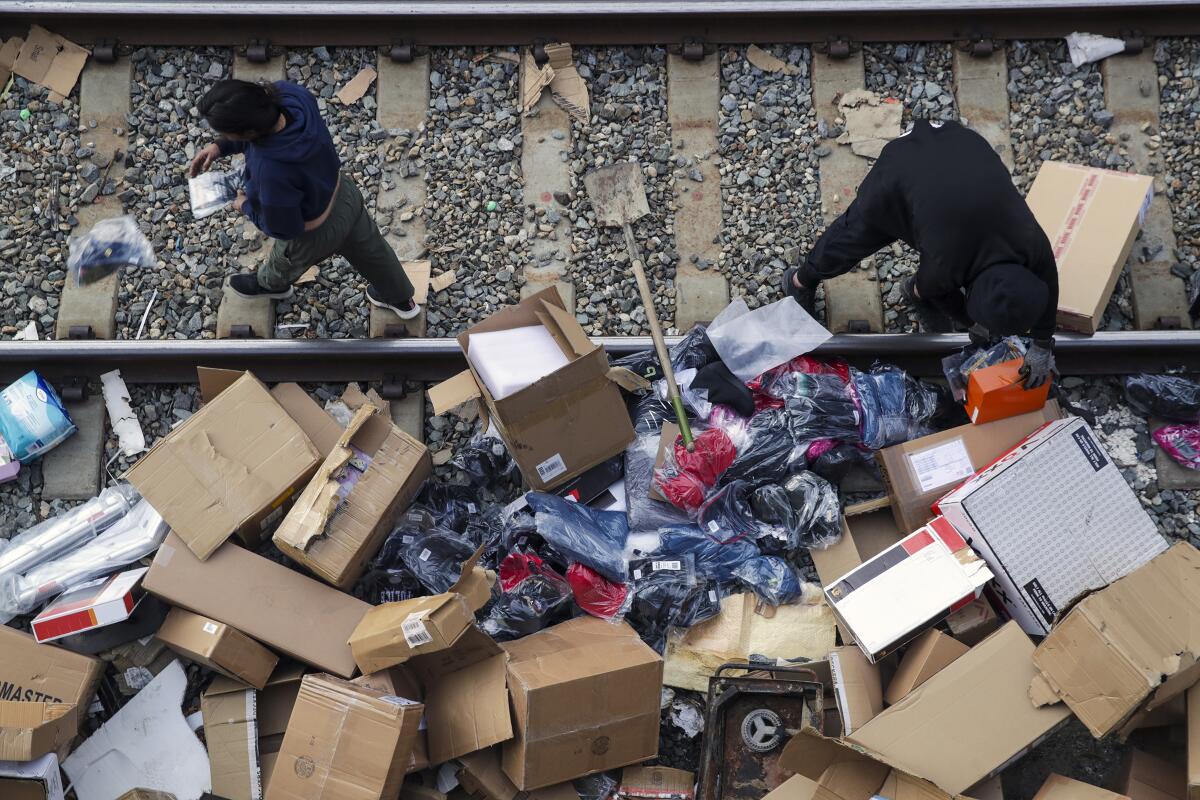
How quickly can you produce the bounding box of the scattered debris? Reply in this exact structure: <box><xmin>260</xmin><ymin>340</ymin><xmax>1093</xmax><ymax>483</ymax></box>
<box><xmin>835</xmin><ymin>89</ymin><xmax>903</xmax><ymax>159</ymax></box>
<box><xmin>335</xmin><ymin>65</ymin><xmax>378</xmax><ymax>105</ymax></box>
<box><xmin>101</xmin><ymin>370</ymin><xmax>146</xmax><ymax>458</ymax></box>
<box><xmin>745</xmin><ymin>45</ymin><xmax>799</xmax><ymax>75</ymax></box>
<box><xmin>1064</xmin><ymin>32</ymin><xmax>1126</xmax><ymax>67</ymax></box>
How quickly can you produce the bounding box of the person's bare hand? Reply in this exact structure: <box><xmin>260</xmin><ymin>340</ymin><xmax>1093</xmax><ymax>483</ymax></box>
<box><xmin>232</xmin><ymin>191</ymin><xmax>247</xmax><ymax>213</ymax></box>
<box><xmin>189</xmin><ymin>143</ymin><xmax>222</xmax><ymax>178</ymax></box>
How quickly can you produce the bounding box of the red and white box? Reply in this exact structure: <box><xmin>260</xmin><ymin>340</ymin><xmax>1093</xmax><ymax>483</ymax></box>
<box><xmin>824</xmin><ymin>517</ymin><xmax>993</xmax><ymax>663</ymax></box>
<box><xmin>32</xmin><ymin>567</ymin><xmax>148</xmax><ymax>643</ymax></box>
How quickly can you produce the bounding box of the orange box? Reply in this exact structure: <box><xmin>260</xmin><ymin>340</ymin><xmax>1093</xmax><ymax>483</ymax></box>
<box><xmin>965</xmin><ymin>359</ymin><xmax>1050</xmax><ymax>425</ymax></box>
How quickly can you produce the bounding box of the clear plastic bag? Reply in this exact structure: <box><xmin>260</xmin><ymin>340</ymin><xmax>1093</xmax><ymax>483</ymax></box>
<box><xmin>612</xmin><ymin>325</ymin><xmax>717</xmax><ymax>383</ymax></box>
<box><xmin>697</xmin><ymin>480</ymin><xmax>777</xmax><ymax>545</ymax></box>
<box><xmin>67</xmin><ymin>215</ymin><xmax>155</xmax><ymax>287</ymax></box>
<box><xmin>624</xmin><ymin>433</ymin><xmax>692</xmax><ymax>534</ymax></box>
<box><xmin>807</xmin><ymin>441</ymin><xmax>866</xmax><ymax>485</ymax></box>
<box><xmin>480</xmin><ymin>557</ymin><xmax>573</xmax><ymax>641</ymax></box>
<box><xmin>941</xmin><ymin>337</ymin><xmax>1028</xmax><ymax>403</ymax></box>
<box><xmin>733</xmin><ymin>555</ymin><xmax>803</xmax><ymax>607</ymax></box>
<box><xmin>750</xmin><ymin>473</ymin><xmax>842</xmax><ymax>552</ymax></box>
<box><xmin>526</xmin><ymin>492</ymin><xmax>630</xmax><ymax>583</ymax></box>
<box><xmin>0</xmin><ymin>499</ymin><xmax>169</xmax><ymax>622</ymax></box>
<box><xmin>1153</xmin><ymin>424</ymin><xmax>1200</xmax><ymax>470</ymax></box>
<box><xmin>656</xmin><ymin>524</ymin><xmax>759</xmax><ymax>583</ymax></box>
<box><xmin>450</xmin><ymin>426</ymin><xmax>519</xmax><ymax>490</ymax></box>
<box><xmin>398</xmin><ymin>532</ymin><xmax>478</xmax><ymax>595</ymax></box>
<box><xmin>850</xmin><ymin>364</ymin><xmax>940</xmax><ymax>450</ymax></box>
<box><xmin>718</xmin><ymin>409</ymin><xmax>807</xmax><ymax>487</ymax></box>
<box><xmin>626</xmin><ymin>554</ymin><xmax>703</xmax><ymax>653</ymax></box>
<box><xmin>706</xmin><ymin>297</ymin><xmax>833</xmax><ymax>383</ymax></box>
<box><xmin>769</xmin><ymin>373</ymin><xmax>862</xmax><ymax>444</ymax></box>
<box><xmin>654</xmin><ymin>427</ymin><xmax>739</xmax><ymax>514</ymax></box>
<box><xmin>0</xmin><ymin>371</ymin><xmax>77</xmax><ymax>463</ymax></box>
<box><xmin>567</xmin><ymin>563</ymin><xmax>631</xmax><ymax>620</ymax></box>
<box><xmin>1125</xmin><ymin>375</ymin><xmax>1200</xmax><ymax>423</ymax></box>
<box><xmin>188</xmin><ymin>167</ymin><xmax>243</xmax><ymax>219</ymax></box>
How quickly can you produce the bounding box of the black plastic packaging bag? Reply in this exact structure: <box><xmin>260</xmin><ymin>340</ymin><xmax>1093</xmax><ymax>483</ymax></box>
<box><xmin>1125</xmin><ymin>374</ymin><xmax>1200</xmax><ymax>422</ymax></box>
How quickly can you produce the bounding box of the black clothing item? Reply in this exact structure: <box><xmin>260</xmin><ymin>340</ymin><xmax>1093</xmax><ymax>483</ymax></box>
<box><xmin>965</xmin><ymin>263</ymin><xmax>1049</xmax><ymax>338</ymax></box>
<box><xmin>693</xmin><ymin>361</ymin><xmax>756</xmax><ymax>418</ymax></box>
<box><xmin>797</xmin><ymin>120</ymin><xmax>1059</xmax><ymax>340</ymax></box>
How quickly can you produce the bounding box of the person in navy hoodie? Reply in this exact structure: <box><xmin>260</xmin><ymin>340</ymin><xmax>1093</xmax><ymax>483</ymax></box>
<box><xmin>190</xmin><ymin>79</ymin><xmax>419</xmax><ymax>319</ymax></box>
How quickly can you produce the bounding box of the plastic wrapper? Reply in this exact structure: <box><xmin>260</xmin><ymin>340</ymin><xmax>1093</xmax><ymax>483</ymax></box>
<box><xmin>1154</xmin><ymin>424</ymin><xmax>1200</xmax><ymax>470</ymax></box>
<box><xmin>624</xmin><ymin>433</ymin><xmax>691</xmax><ymax>534</ymax></box>
<box><xmin>750</xmin><ymin>355</ymin><xmax>851</xmax><ymax>412</ymax></box>
<box><xmin>1125</xmin><ymin>374</ymin><xmax>1200</xmax><ymax>423</ymax></box>
<box><xmin>750</xmin><ymin>472</ymin><xmax>842</xmax><ymax>552</ymax></box>
<box><xmin>188</xmin><ymin>167</ymin><xmax>243</xmax><ymax>219</ymax></box>
<box><xmin>526</xmin><ymin>492</ymin><xmax>629</xmax><ymax>583</ymax></box>
<box><xmin>480</xmin><ymin>557</ymin><xmax>572</xmax><ymax>641</ymax></box>
<box><xmin>0</xmin><ymin>371</ymin><xmax>77</xmax><ymax>463</ymax></box>
<box><xmin>626</xmin><ymin>554</ymin><xmax>705</xmax><ymax>653</ymax></box>
<box><xmin>807</xmin><ymin>441</ymin><xmax>865</xmax><ymax>485</ymax></box>
<box><xmin>656</xmin><ymin>525</ymin><xmax>759</xmax><ymax>583</ymax></box>
<box><xmin>941</xmin><ymin>337</ymin><xmax>1028</xmax><ymax>403</ymax></box>
<box><xmin>398</xmin><ymin>532</ymin><xmax>478</xmax><ymax>595</ymax></box>
<box><xmin>0</xmin><ymin>484</ymin><xmax>140</xmax><ymax>582</ymax></box>
<box><xmin>654</xmin><ymin>427</ymin><xmax>739</xmax><ymax>514</ymax></box>
<box><xmin>67</xmin><ymin>215</ymin><xmax>155</xmax><ymax>287</ymax></box>
<box><xmin>850</xmin><ymin>364</ymin><xmax>940</xmax><ymax>450</ymax></box>
<box><xmin>768</xmin><ymin>373</ymin><xmax>862</xmax><ymax>444</ymax></box>
<box><xmin>733</xmin><ymin>555</ymin><xmax>803</xmax><ymax>607</ymax></box>
<box><xmin>575</xmin><ymin>772</ymin><xmax>619</xmax><ymax>800</ymax></box>
<box><xmin>0</xmin><ymin>499</ymin><xmax>169</xmax><ymax>622</ymax></box>
<box><xmin>657</xmin><ymin>368</ymin><xmax>713</xmax><ymax>420</ymax></box>
<box><xmin>499</xmin><ymin>550</ymin><xmax>549</xmax><ymax>591</ymax></box>
<box><xmin>697</xmin><ymin>480</ymin><xmax>777</xmax><ymax>545</ymax></box>
<box><xmin>718</xmin><ymin>409</ymin><xmax>806</xmax><ymax>487</ymax></box>
<box><xmin>611</xmin><ymin>325</ymin><xmax>717</xmax><ymax>383</ymax></box>
<box><xmin>567</xmin><ymin>563</ymin><xmax>630</xmax><ymax>620</ymax></box>
<box><xmin>706</xmin><ymin>297</ymin><xmax>833</xmax><ymax>383</ymax></box>
<box><xmin>450</xmin><ymin>427</ymin><xmax>519</xmax><ymax>490</ymax></box>
<box><xmin>630</xmin><ymin>391</ymin><xmax>680</xmax><ymax>436</ymax></box>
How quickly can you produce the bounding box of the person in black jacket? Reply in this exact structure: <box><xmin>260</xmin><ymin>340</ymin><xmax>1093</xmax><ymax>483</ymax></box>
<box><xmin>783</xmin><ymin>120</ymin><xmax>1058</xmax><ymax>388</ymax></box>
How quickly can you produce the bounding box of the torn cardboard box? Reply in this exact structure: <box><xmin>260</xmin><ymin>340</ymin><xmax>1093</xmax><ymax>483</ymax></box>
<box><xmin>202</xmin><ymin>676</ymin><xmax>261</xmax><ymax>800</ymax></box>
<box><xmin>144</xmin><ymin>533</ymin><xmax>369</xmax><ymax>678</ymax></box>
<box><xmin>828</xmin><ymin>646</ymin><xmax>882</xmax><ymax>735</ymax></box>
<box><xmin>746</xmin><ymin>45</ymin><xmax>800</xmax><ymax>75</ymax></box>
<box><xmin>353</xmin><ymin>665</ymin><xmax>429</xmax><ymax>774</ymax></box>
<box><xmin>1115</xmin><ymin>749</ymin><xmax>1186</xmax><ymax>800</ymax></box>
<box><xmin>9</xmin><ymin>26</ymin><xmax>88</xmax><ymax>102</ymax></box>
<box><xmin>1034</xmin><ymin>774</ymin><xmax>1130</xmax><ymax>800</ymax></box>
<box><xmin>779</xmin><ymin>729</ymin><xmax>947</xmax><ymax>800</ymax></box>
<box><xmin>938</xmin><ymin>416</ymin><xmax>1167</xmax><ymax>636</ymax></box>
<box><xmin>836</xmin><ymin>89</ymin><xmax>902</xmax><ymax>159</ymax></box>
<box><xmin>502</xmin><ymin>617</ymin><xmax>663</xmax><ymax>790</ymax></box>
<box><xmin>458</xmin><ymin>746</ymin><xmax>580</xmax><ymax>800</ymax></box>
<box><xmin>1025</xmin><ymin>161</ymin><xmax>1154</xmax><ymax>335</ymax></box>
<box><xmin>0</xmin><ymin>702</ymin><xmax>77</xmax><ymax>761</ymax></box>
<box><xmin>521</xmin><ymin>43</ymin><xmax>589</xmax><ymax>125</ymax></box>
<box><xmin>156</xmin><ymin>608</ymin><xmax>279</xmax><ymax>690</ymax></box>
<box><xmin>0</xmin><ymin>625</ymin><xmax>103</xmax><ymax>711</ymax></box>
<box><xmin>824</xmin><ymin>516</ymin><xmax>992</xmax><ymax>663</ymax></box>
<box><xmin>616</xmin><ymin>767</ymin><xmax>695</xmax><ymax>800</ymax></box>
<box><xmin>126</xmin><ymin>371</ymin><xmax>321</xmax><ymax>561</ymax></box>
<box><xmin>266</xmin><ymin>673</ymin><xmax>423</xmax><ymax>800</ymax></box>
<box><xmin>0</xmin><ymin>753</ymin><xmax>65</xmax><ymax>800</ymax></box>
<box><xmin>884</xmin><ymin>629</ymin><xmax>968</xmax><ymax>706</ymax></box>
<box><xmin>760</xmin><ymin>775</ymin><xmax>817</xmax><ymax>800</ymax></box>
<box><xmin>876</xmin><ymin>402</ymin><xmax>1060</xmax><ymax>533</ymax></box>
<box><xmin>273</xmin><ymin>396</ymin><xmax>431</xmax><ymax>590</ymax></box>
<box><xmin>1031</xmin><ymin>542</ymin><xmax>1200</xmax><ymax>739</ymax></box>
<box><xmin>335</xmin><ymin>65</ymin><xmax>376</xmax><ymax>105</ymax></box>
<box><xmin>429</xmin><ymin>286</ymin><xmax>634</xmax><ymax>491</ymax></box>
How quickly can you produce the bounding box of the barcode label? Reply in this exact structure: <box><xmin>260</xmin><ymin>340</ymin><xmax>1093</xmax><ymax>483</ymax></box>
<box><xmin>653</xmin><ymin>560</ymin><xmax>681</xmax><ymax>571</ymax></box>
<box><xmin>467</xmin><ymin>503</ymin><xmax>477</xmax><ymax>513</ymax></box>
<box><xmin>402</xmin><ymin>615</ymin><xmax>433</xmax><ymax>647</ymax></box>
<box><xmin>418</xmin><ymin>548</ymin><xmax>431</xmax><ymax>562</ymax></box>
<box><xmin>380</xmin><ymin>694</ymin><xmax>421</xmax><ymax>707</ymax></box>
<box><xmin>202</xmin><ymin>622</ymin><xmax>219</xmax><ymax>634</ymax></box>
<box><xmin>707</xmin><ymin>520</ymin><xmax>720</xmax><ymax>534</ymax></box>
<box><xmin>708</xmin><ymin>590</ymin><xmax>718</xmax><ymax>602</ymax></box>
<box><xmin>402</xmin><ymin>535</ymin><xmax>414</xmax><ymax>544</ymax></box>
<box><xmin>633</xmin><ymin>569</ymin><xmax>643</xmax><ymax>580</ymax></box>
<box><xmin>536</xmin><ymin>452</ymin><xmax>568</xmax><ymax>482</ymax></box>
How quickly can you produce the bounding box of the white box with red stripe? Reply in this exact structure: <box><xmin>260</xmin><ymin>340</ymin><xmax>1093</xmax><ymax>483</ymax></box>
<box><xmin>31</xmin><ymin>567</ymin><xmax>147</xmax><ymax>643</ymax></box>
<box><xmin>823</xmin><ymin>517</ymin><xmax>993</xmax><ymax>663</ymax></box>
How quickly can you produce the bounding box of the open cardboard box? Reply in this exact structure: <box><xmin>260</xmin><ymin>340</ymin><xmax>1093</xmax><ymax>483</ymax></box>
<box><xmin>429</xmin><ymin>286</ymin><xmax>635</xmax><ymax>491</ymax></box>
<box><xmin>0</xmin><ymin>626</ymin><xmax>103</xmax><ymax>717</ymax></box>
<box><xmin>0</xmin><ymin>702</ymin><xmax>77</xmax><ymax>761</ymax></box>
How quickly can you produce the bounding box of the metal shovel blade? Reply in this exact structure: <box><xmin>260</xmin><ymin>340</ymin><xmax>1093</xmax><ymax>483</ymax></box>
<box><xmin>583</xmin><ymin>162</ymin><xmax>650</xmax><ymax>228</ymax></box>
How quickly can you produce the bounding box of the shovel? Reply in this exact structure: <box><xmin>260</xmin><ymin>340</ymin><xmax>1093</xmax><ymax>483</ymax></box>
<box><xmin>584</xmin><ymin>162</ymin><xmax>695</xmax><ymax>450</ymax></box>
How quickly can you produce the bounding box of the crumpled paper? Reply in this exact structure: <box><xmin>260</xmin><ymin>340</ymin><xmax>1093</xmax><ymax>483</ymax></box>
<box><xmin>1065</xmin><ymin>32</ymin><xmax>1125</xmax><ymax>67</ymax></box>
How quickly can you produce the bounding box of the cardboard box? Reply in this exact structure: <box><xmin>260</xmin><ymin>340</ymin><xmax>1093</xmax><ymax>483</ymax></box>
<box><xmin>944</xmin><ymin>595</ymin><xmax>1001</xmax><ymax>648</ymax></box>
<box><xmin>846</xmin><ymin>622</ymin><xmax>1070</xmax><ymax>796</ymax></box>
<box><xmin>617</xmin><ymin>767</ymin><xmax>695</xmax><ymax>800</ymax></box>
<box><xmin>937</xmin><ymin>416</ymin><xmax>1167</xmax><ymax>636</ymax></box>
<box><xmin>429</xmin><ymin>286</ymin><xmax>635</xmax><ymax>491</ymax></box>
<box><xmin>458</xmin><ymin>747</ymin><xmax>581</xmax><ymax>800</ymax></box>
<box><xmin>760</xmin><ymin>775</ymin><xmax>818</xmax><ymax>800</ymax></box>
<box><xmin>1025</xmin><ymin>161</ymin><xmax>1154</xmax><ymax>334</ymax></box>
<box><xmin>0</xmin><ymin>702</ymin><xmax>77</xmax><ymax>761</ymax></box>
<box><xmin>144</xmin><ymin>533</ymin><xmax>370</xmax><ymax>678</ymax></box>
<box><xmin>273</xmin><ymin>399</ymin><xmax>431</xmax><ymax>590</ymax></box>
<box><xmin>0</xmin><ymin>625</ymin><xmax>103</xmax><ymax>711</ymax></box>
<box><xmin>810</xmin><ymin>508</ymin><xmax>905</xmax><ymax>590</ymax></box>
<box><xmin>202</xmin><ymin>676</ymin><xmax>261</xmax><ymax>800</ymax></box>
<box><xmin>259</xmin><ymin>663</ymin><xmax>306</xmax><ymax>789</ymax></box>
<box><xmin>964</xmin><ymin>359</ymin><xmax>1052</xmax><ymax>426</ymax></box>
<box><xmin>1191</xmin><ymin>686</ymin><xmax>1200</xmax><ymax>800</ymax></box>
<box><xmin>54</xmin><ymin>594</ymin><xmax>169</xmax><ymax>657</ymax></box>
<box><xmin>884</xmin><ymin>629</ymin><xmax>969</xmax><ymax>706</ymax></box>
<box><xmin>876</xmin><ymin>402</ymin><xmax>1060</xmax><ymax>533</ymax></box>
<box><xmin>265</xmin><ymin>673</ymin><xmax>423</xmax><ymax>800</ymax></box>
<box><xmin>126</xmin><ymin>372</ymin><xmax>321</xmax><ymax>560</ymax></box>
<box><xmin>828</xmin><ymin>646</ymin><xmax>882</xmax><ymax>734</ymax></box>
<box><xmin>1115</xmin><ymin>749</ymin><xmax>1186</xmax><ymax>800</ymax></box>
<box><xmin>502</xmin><ymin>617</ymin><xmax>663</xmax><ymax>790</ymax></box>
<box><xmin>353</xmin><ymin>665</ymin><xmax>429</xmax><ymax>774</ymax></box>
<box><xmin>824</xmin><ymin>516</ymin><xmax>992</xmax><ymax>663</ymax></box>
<box><xmin>968</xmin><ymin>776</ymin><xmax>1004</xmax><ymax>800</ymax></box>
<box><xmin>31</xmin><ymin>567</ymin><xmax>147</xmax><ymax>643</ymax></box>
<box><xmin>6</xmin><ymin>26</ymin><xmax>88</xmax><ymax>102</ymax></box>
<box><xmin>1034</xmin><ymin>774</ymin><xmax>1130</xmax><ymax>800</ymax></box>
<box><xmin>779</xmin><ymin>729</ymin><xmax>951</xmax><ymax>800</ymax></box>
<box><xmin>0</xmin><ymin>753</ymin><xmax>65</xmax><ymax>800</ymax></box>
<box><xmin>1031</xmin><ymin>543</ymin><xmax>1200</xmax><ymax>738</ymax></box>
<box><xmin>157</xmin><ymin>607</ymin><xmax>278</xmax><ymax>690</ymax></box>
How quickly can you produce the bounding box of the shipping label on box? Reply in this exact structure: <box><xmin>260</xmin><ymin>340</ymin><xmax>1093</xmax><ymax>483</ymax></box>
<box><xmin>937</xmin><ymin>417</ymin><xmax>1167</xmax><ymax>636</ymax></box>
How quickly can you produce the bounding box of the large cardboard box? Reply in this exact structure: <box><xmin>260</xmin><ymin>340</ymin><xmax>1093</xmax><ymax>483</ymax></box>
<box><xmin>429</xmin><ymin>286</ymin><xmax>635</xmax><ymax>491</ymax></box>
<box><xmin>156</xmin><ymin>607</ymin><xmax>279</xmax><ymax>690</ymax></box>
<box><xmin>824</xmin><ymin>516</ymin><xmax>992</xmax><ymax>662</ymax></box>
<box><xmin>353</xmin><ymin>665</ymin><xmax>429</xmax><ymax>774</ymax></box>
<box><xmin>1115</xmin><ymin>749</ymin><xmax>1186</xmax><ymax>800</ymax></box>
<box><xmin>273</xmin><ymin>400</ymin><xmax>431</xmax><ymax>590</ymax></box>
<box><xmin>0</xmin><ymin>626</ymin><xmax>103</xmax><ymax>711</ymax></box>
<box><xmin>502</xmin><ymin>617</ymin><xmax>663</xmax><ymax>790</ymax></box>
<box><xmin>0</xmin><ymin>753</ymin><xmax>65</xmax><ymax>800</ymax></box>
<box><xmin>126</xmin><ymin>371</ymin><xmax>321</xmax><ymax>560</ymax></box>
<box><xmin>846</xmin><ymin>622</ymin><xmax>1070</xmax><ymax>796</ymax></box>
<box><xmin>144</xmin><ymin>533</ymin><xmax>370</xmax><ymax>678</ymax></box>
<box><xmin>259</xmin><ymin>663</ymin><xmax>306</xmax><ymax>789</ymax></box>
<box><xmin>780</xmin><ymin>730</ymin><xmax>954</xmax><ymax>800</ymax></box>
<box><xmin>1035</xmin><ymin>775</ymin><xmax>1130</xmax><ymax>800</ymax></box>
<box><xmin>1031</xmin><ymin>543</ymin><xmax>1200</xmax><ymax>739</ymax></box>
<box><xmin>0</xmin><ymin>702</ymin><xmax>77</xmax><ymax>761</ymax></box>
<box><xmin>202</xmin><ymin>676</ymin><xmax>261</xmax><ymax>800</ymax></box>
<box><xmin>266</xmin><ymin>673</ymin><xmax>423</xmax><ymax>800</ymax></box>
<box><xmin>458</xmin><ymin>746</ymin><xmax>581</xmax><ymax>800</ymax></box>
<box><xmin>937</xmin><ymin>417</ymin><xmax>1167</xmax><ymax>636</ymax></box>
<box><xmin>877</xmin><ymin>402</ymin><xmax>1059</xmax><ymax>533</ymax></box>
<box><xmin>617</xmin><ymin>766</ymin><xmax>694</xmax><ymax>800</ymax></box>
<box><xmin>884</xmin><ymin>628</ymin><xmax>969</xmax><ymax>706</ymax></box>
<box><xmin>1025</xmin><ymin>161</ymin><xmax>1154</xmax><ymax>335</ymax></box>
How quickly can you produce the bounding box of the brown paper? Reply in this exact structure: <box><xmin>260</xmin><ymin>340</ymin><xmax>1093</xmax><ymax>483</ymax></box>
<box><xmin>746</xmin><ymin>45</ymin><xmax>799</xmax><ymax>75</ymax></box>
<box><xmin>335</xmin><ymin>66</ymin><xmax>377</xmax><ymax>105</ymax></box>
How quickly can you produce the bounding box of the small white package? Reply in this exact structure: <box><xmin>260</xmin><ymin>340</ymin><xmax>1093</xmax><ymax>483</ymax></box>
<box><xmin>188</xmin><ymin>168</ymin><xmax>242</xmax><ymax>219</ymax></box>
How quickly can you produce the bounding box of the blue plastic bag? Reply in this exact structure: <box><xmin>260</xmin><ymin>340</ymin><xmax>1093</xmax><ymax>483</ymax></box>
<box><xmin>656</xmin><ymin>524</ymin><xmax>759</xmax><ymax>583</ymax></box>
<box><xmin>733</xmin><ymin>555</ymin><xmax>803</xmax><ymax>606</ymax></box>
<box><xmin>526</xmin><ymin>492</ymin><xmax>630</xmax><ymax>582</ymax></box>
<box><xmin>0</xmin><ymin>372</ymin><xmax>76</xmax><ymax>463</ymax></box>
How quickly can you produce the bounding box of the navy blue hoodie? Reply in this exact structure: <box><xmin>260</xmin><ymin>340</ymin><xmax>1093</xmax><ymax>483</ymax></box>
<box><xmin>218</xmin><ymin>82</ymin><xmax>340</xmax><ymax>241</ymax></box>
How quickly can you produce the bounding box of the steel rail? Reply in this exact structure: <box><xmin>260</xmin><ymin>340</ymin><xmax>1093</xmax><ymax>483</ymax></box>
<box><xmin>1</xmin><ymin>331</ymin><xmax>1195</xmax><ymax>385</ymax></box>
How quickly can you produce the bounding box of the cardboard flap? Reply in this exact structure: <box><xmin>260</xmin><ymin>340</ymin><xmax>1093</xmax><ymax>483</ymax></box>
<box><xmin>429</xmin><ymin>370</ymin><xmax>483</xmax><ymax>417</ymax></box>
<box><xmin>540</xmin><ymin>300</ymin><xmax>595</xmax><ymax>357</ymax></box>
<box><xmin>450</xmin><ymin>546</ymin><xmax>497</xmax><ymax>613</ymax></box>
<box><xmin>197</xmin><ymin>367</ymin><xmax>246</xmax><ymax>403</ymax></box>
<box><xmin>415</xmin><ymin>627</ymin><xmax>512</xmax><ymax>763</ymax></box>
<box><xmin>607</xmin><ymin>367</ymin><xmax>652</xmax><ymax>393</ymax></box>
<box><xmin>829</xmin><ymin>646</ymin><xmax>883</xmax><ymax>735</ymax></box>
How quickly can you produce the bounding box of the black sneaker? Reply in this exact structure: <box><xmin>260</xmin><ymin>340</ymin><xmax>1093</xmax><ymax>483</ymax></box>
<box><xmin>228</xmin><ymin>273</ymin><xmax>294</xmax><ymax>300</ymax></box>
<box><xmin>367</xmin><ymin>286</ymin><xmax>421</xmax><ymax>320</ymax></box>
<box><xmin>781</xmin><ymin>266</ymin><xmax>817</xmax><ymax>315</ymax></box>
<box><xmin>900</xmin><ymin>276</ymin><xmax>953</xmax><ymax>333</ymax></box>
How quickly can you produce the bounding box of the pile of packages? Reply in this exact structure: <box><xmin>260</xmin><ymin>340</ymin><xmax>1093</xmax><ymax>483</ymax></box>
<box><xmin>3</xmin><ymin>285</ymin><xmax>1200</xmax><ymax>800</ymax></box>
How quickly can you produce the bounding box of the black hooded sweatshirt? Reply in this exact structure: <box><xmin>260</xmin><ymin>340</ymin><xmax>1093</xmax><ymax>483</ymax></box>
<box><xmin>799</xmin><ymin>120</ymin><xmax>1058</xmax><ymax>340</ymax></box>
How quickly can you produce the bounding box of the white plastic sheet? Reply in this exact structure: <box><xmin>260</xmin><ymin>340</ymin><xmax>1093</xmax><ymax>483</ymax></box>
<box><xmin>706</xmin><ymin>297</ymin><xmax>833</xmax><ymax>382</ymax></box>
<box><xmin>467</xmin><ymin>324</ymin><xmax>570</xmax><ymax>400</ymax></box>
<box><xmin>1065</xmin><ymin>32</ymin><xmax>1125</xmax><ymax>67</ymax></box>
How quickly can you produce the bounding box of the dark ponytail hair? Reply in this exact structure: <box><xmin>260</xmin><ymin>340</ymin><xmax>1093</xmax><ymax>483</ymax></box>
<box><xmin>198</xmin><ymin>79</ymin><xmax>282</xmax><ymax>137</ymax></box>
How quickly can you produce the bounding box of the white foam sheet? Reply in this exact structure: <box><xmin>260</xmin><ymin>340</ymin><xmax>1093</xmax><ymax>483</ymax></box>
<box><xmin>467</xmin><ymin>324</ymin><xmax>570</xmax><ymax>400</ymax></box>
<box><xmin>63</xmin><ymin>660</ymin><xmax>211</xmax><ymax>800</ymax></box>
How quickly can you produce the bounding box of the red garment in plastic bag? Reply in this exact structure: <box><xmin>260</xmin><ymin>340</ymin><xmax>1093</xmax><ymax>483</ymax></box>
<box><xmin>1154</xmin><ymin>424</ymin><xmax>1200</xmax><ymax>470</ymax></box>
<box><xmin>499</xmin><ymin>551</ymin><xmax>548</xmax><ymax>591</ymax></box>
<box><xmin>567</xmin><ymin>563</ymin><xmax>629</xmax><ymax>620</ymax></box>
<box><xmin>655</xmin><ymin>427</ymin><xmax>738</xmax><ymax>513</ymax></box>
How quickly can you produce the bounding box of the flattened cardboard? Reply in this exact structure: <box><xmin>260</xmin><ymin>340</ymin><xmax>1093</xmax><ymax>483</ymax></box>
<box><xmin>0</xmin><ymin>702</ymin><xmax>77</xmax><ymax>761</ymax></box>
<box><xmin>202</xmin><ymin>676</ymin><xmax>260</xmax><ymax>800</ymax></box>
<box><xmin>0</xmin><ymin>625</ymin><xmax>103</xmax><ymax>711</ymax></box>
<box><xmin>156</xmin><ymin>608</ymin><xmax>278</xmax><ymax>690</ymax></box>
<box><xmin>1191</xmin><ymin>686</ymin><xmax>1200</xmax><ymax>800</ymax></box>
<box><xmin>884</xmin><ymin>629</ymin><xmax>969</xmax><ymax>706</ymax></box>
<box><xmin>266</xmin><ymin>673</ymin><xmax>422</xmax><ymax>800</ymax></box>
<box><xmin>964</xmin><ymin>359</ymin><xmax>1051</xmax><ymax>426</ymax></box>
<box><xmin>502</xmin><ymin>617</ymin><xmax>663</xmax><ymax>790</ymax></box>
<box><xmin>1034</xmin><ymin>774</ymin><xmax>1130</xmax><ymax>800</ymax></box>
<box><xmin>335</xmin><ymin>65</ymin><xmax>377</xmax><ymax>104</ymax></box>
<box><xmin>849</xmin><ymin>622</ymin><xmax>1071</xmax><ymax>796</ymax></box>
<box><xmin>1030</xmin><ymin>543</ymin><xmax>1200</xmax><ymax>738</ymax></box>
<box><xmin>0</xmin><ymin>753</ymin><xmax>65</xmax><ymax>800</ymax></box>
<box><xmin>876</xmin><ymin>402</ymin><xmax>1059</xmax><ymax>533</ymax></box>
<box><xmin>353</xmin><ymin>666</ymin><xmax>429</xmax><ymax>774</ymax></box>
<box><xmin>144</xmin><ymin>533</ymin><xmax>369</xmax><ymax>678</ymax></box>
<box><xmin>761</xmin><ymin>775</ymin><xmax>818</xmax><ymax>800</ymax></box>
<box><xmin>1026</xmin><ymin>161</ymin><xmax>1154</xmax><ymax>334</ymax></box>
<box><xmin>1115</xmin><ymin>749</ymin><xmax>1186</xmax><ymax>800</ymax></box>
<box><xmin>11</xmin><ymin>26</ymin><xmax>88</xmax><ymax>101</ymax></box>
<box><xmin>829</xmin><ymin>646</ymin><xmax>882</xmax><ymax>735</ymax></box>
<box><xmin>778</xmin><ymin>730</ymin><xmax>922</xmax><ymax>800</ymax></box>
<box><xmin>126</xmin><ymin>372</ymin><xmax>320</xmax><ymax>561</ymax></box>
<box><xmin>617</xmin><ymin>767</ymin><xmax>694</xmax><ymax>800</ymax></box>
